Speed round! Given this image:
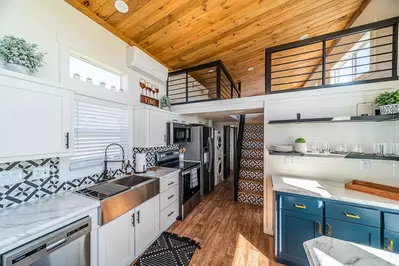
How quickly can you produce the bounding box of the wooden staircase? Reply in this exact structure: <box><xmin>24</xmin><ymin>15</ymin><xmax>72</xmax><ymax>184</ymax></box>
<box><xmin>237</xmin><ymin>123</ymin><xmax>264</xmax><ymax>206</ymax></box>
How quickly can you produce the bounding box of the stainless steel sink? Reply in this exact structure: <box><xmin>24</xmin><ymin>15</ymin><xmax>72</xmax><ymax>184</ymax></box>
<box><xmin>110</xmin><ymin>175</ymin><xmax>153</xmax><ymax>188</ymax></box>
<box><xmin>99</xmin><ymin>175</ymin><xmax>159</xmax><ymax>225</ymax></box>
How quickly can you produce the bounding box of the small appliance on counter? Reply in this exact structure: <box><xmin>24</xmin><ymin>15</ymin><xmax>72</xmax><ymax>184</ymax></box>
<box><xmin>135</xmin><ymin>153</ymin><xmax>147</xmax><ymax>173</ymax></box>
<box><xmin>156</xmin><ymin>149</ymin><xmax>201</xmax><ymax>220</ymax></box>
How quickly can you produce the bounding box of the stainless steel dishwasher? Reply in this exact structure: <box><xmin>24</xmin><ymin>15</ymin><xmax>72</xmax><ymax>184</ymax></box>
<box><xmin>2</xmin><ymin>217</ymin><xmax>91</xmax><ymax>266</ymax></box>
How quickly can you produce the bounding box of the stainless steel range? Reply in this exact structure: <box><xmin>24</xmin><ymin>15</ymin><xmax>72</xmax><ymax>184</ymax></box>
<box><xmin>156</xmin><ymin>150</ymin><xmax>201</xmax><ymax>220</ymax></box>
<box><xmin>76</xmin><ymin>175</ymin><xmax>159</xmax><ymax>225</ymax></box>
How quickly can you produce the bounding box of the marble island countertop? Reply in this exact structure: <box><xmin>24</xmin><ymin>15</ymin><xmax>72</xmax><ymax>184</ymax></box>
<box><xmin>134</xmin><ymin>166</ymin><xmax>180</xmax><ymax>180</ymax></box>
<box><xmin>304</xmin><ymin>236</ymin><xmax>399</xmax><ymax>266</ymax></box>
<box><xmin>272</xmin><ymin>175</ymin><xmax>399</xmax><ymax>210</ymax></box>
<box><xmin>0</xmin><ymin>192</ymin><xmax>99</xmax><ymax>254</ymax></box>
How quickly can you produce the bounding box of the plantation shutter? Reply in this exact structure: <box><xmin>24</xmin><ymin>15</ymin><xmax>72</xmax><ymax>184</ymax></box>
<box><xmin>70</xmin><ymin>96</ymin><xmax>129</xmax><ymax>170</ymax></box>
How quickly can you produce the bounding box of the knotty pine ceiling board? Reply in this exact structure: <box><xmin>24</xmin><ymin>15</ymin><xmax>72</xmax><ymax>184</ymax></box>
<box><xmin>67</xmin><ymin>0</ymin><xmax>370</xmax><ymax>96</ymax></box>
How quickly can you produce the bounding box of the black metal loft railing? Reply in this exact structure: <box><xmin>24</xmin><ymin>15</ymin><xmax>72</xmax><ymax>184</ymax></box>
<box><xmin>233</xmin><ymin>114</ymin><xmax>245</xmax><ymax>202</ymax></box>
<box><xmin>265</xmin><ymin>17</ymin><xmax>399</xmax><ymax>94</ymax></box>
<box><xmin>167</xmin><ymin>60</ymin><xmax>241</xmax><ymax>105</ymax></box>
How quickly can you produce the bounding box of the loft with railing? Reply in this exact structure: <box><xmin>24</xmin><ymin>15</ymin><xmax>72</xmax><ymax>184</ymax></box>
<box><xmin>167</xmin><ymin>60</ymin><xmax>240</xmax><ymax>105</ymax></box>
<box><xmin>265</xmin><ymin>17</ymin><xmax>399</xmax><ymax>94</ymax></box>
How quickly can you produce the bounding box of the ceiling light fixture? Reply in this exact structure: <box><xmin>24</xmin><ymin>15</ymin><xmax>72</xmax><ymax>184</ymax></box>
<box><xmin>208</xmin><ymin>69</ymin><xmax>215</xmax><ymax>73</ymax></box>
<box><xmin>248</xmin><ymin>67</ymin><xmax>255</xmax><ymax>71</ymax></box>
<box><xmin>115</xmin><ymin>0</ymin><xmax>129</xmax><ymax>13</ymax></box>
<box><xmin>300</xmin><ymin>34</ymin><xmax>310</xmax><ymax>41</ymax></box>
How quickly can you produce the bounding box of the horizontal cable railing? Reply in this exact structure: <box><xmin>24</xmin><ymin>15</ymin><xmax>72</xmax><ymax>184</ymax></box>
<box><xmin>167</xmin><ymin>60</ymin><xmax>240</xmax><ymax>105</ymax></box>
<box><xmin>265</xmin><ymin>17</ymin><xmax>399</xmax><ymax>94</ymax></box>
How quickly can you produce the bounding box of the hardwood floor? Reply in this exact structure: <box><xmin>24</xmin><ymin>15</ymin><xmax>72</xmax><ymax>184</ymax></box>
<box><xmin>168</xmin><ymin>178</ymin><xmax>283</xmax><ymax>266</ymax></box>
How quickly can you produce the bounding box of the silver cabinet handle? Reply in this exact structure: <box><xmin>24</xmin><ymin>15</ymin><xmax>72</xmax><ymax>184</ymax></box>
<box><xmin>137</xmin><ymin>210</ymin><xmax>140</xmax><ymax>224</ymax></box>
<box><xmin>168</xmin><ymin>211</ymin><xmax>175</xmax><ymax>217</ymax></box>
<box><xmin>168</xmin><ymin>182</ymin><xmax>175</xmax><ymax>186</ymax></box>
<box><xmin>132</xmin><ymin>213</ymin><xmax>135</xmax><ymax>227</ymax></box>
<box><xmin>168</xmin><ymin>195</ymin><xmax>175</xmax><ymax>200</ymax></box>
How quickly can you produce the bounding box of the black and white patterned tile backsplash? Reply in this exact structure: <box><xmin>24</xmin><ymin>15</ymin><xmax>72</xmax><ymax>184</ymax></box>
<box><xmin>133</xmin><ymin>145</ymin><xmax>179</xmax><ymax>170</ymax></box>
<box><xmin>0</xmin><ymin>158</ymin><xmax>123</xmax><ymax>209</ymax></box>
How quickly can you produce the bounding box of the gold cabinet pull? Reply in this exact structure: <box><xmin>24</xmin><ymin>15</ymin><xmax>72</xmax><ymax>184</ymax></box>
<box><xmin>295</xmin><ymin>204</ymin><xmax>306</xmax><ymax>209</ymax></box>
<box><xmin>344</xmin><ymin>212</ymin><xmax>360</xmax><ymax>219</ymax></box>
<box><xmin>317</xmin><ymin>221</ymin><xmax>322</xmax><ymax>234</ymax></box>
<box><xmin>387</xmin><ymin>239</ymin><xmax>394</xmax><ymax>252</ymax></box>
<box><xmin>327</xmin><ymin>224</ymin><xmax>332</xmax><ymax>236</ymax></box>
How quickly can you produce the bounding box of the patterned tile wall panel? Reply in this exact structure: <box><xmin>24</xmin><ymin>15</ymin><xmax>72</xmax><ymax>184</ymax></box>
<box><xmin>132</xmin><ymin>145</ymin><xmax>179</xmax><ymax>170</ymax></box>
<box><xmin>238</xmin><ymin>180</ymin><xmax>263</xmax><ymax>193</ymax></box>
<box><xmin>0</xmin><ymin>158</ymin><xmax>123</xmax><ymax>209</ymax></box>
<box><xmin>239</xmin><ymin>169</ymin><xmax>263</xmax><ymax>180</ymax></box>
<box><xmin>241</xmin><ymin>149</ymin><xmax>264</xmax><ymax>159</ymax></box>
<box><xmin>240</xmin><ymin>158</ymin><xmax>263</xmax><ymax>169</ymax></box>
<box><xmin>242</xmin><ymin>141</ymin><xmax>264</xmax><ymax>149</ymax></box>
<box><xmin>238</xmin><ymin>192</ymin><xmax>263</xmax><ymax>206</ymax></box>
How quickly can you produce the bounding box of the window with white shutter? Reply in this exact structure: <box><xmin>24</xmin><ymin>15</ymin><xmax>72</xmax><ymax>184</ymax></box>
<box><xmin>70</xmin><ymin>96</ymin><xmax>128</xmax><ymax>170</ymax></box>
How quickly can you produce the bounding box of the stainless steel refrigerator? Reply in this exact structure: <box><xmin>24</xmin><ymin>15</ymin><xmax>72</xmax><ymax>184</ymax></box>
<box><xmin>181</xmin><ymin>126</ymin><xmax>214</xmax><ymax>198</ymax></box>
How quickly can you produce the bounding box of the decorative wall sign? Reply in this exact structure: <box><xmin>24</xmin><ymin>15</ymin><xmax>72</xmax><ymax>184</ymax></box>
<box><xmin>140</xmin><ymin>94</ymin><xmax>159</xmax><ymax>107</ymax></box>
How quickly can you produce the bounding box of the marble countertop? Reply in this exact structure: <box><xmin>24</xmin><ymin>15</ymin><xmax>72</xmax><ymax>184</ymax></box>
<box><xmin>272</xmin><ymin>175</ymin><xmax>399</xmax><ymax>210</ymax></box>
<box><xmin>304</xmin><ymin>236</ymin><xmax>399</xmax><ymax>266</ymax></box>
<box><xmin>135</xmin><ymin>167</ymin><xmax>180</xmax><ymax>180</ymax></box>
<box><xmin>0</xmin><ymin>192</ymin><xmax>99</xmax><ymax>254</ymax></box>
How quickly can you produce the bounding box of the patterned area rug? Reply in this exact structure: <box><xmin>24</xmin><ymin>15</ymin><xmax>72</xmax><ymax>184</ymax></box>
<box><xmin>134</xmin><ymin>232</ymin><xmax>201</xmax><ymax>266</ymax></box>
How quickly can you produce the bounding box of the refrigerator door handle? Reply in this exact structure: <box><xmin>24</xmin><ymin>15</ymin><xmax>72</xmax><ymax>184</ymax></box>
<box><xmin>208</xmin><ymin>137</ymin><xmax>213</xmax><ymax>173</ymax></box>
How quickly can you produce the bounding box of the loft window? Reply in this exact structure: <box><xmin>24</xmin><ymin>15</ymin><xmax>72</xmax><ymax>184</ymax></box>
<box><xmin>330</xmin><ymin>32</ymin><xmax>371</xmax><ymax>84</ymax></box>
<box><xmin>70</xmin><ymin>96</ymin><xmax>128</xmax><ymax>170</ymax></box>
<box><xmin>69</xmin><ymin>52</ymin><xmax>122</xmax><ymax>91</ymax></box>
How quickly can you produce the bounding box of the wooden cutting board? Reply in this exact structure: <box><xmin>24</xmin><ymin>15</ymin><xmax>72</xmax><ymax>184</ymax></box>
<box><xmin>345</xmin><ymin>180</ymin><xmax>399</xmax><ymax>201</ymax></box>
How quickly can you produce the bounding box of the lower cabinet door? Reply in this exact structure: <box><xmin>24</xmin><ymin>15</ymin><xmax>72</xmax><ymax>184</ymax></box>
<box><xmin>384</xmin><ymin>230</ymin><xmax>399</xmax><ymax>253</ymax></box>
<box><xmin>325</xmin><ymin>218</ymin><xmax>380</xmax><ymax>248</ymax></box>
<box><xmin>98</xmin><ymin>209</ymin><xmax>135</xmax><ymax>266</ymax></box>
<box><xmin>279</xmin><ymin>210</ymin><xmax>323</xmax><ymax>266</ymax></box>
<box><xmin>135</xmin><ymin>195</ymin><xmax>160</xmax><ymax>256</ymax></box>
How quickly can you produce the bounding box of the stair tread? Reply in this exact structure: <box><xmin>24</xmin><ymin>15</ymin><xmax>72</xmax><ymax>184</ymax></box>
<box><xmin>238</xmin><ymin>189</ymin><xmax>263</xmax><ymax>197</ymax></box>
<box><xmin>242</xmin><ymin>148</ymin><xmax>263</xmax><ymax>151</ymax></box>
<box><xmin>240</xmin><ymin>167</ymin><xmax>263</xmax><ymax>172</ymax></box>
<box><xmin>239</xmin><ymin>178</ymin><xmax>263</xmax><ymax>184</ymax></box>
<box><xmin>243</xmin><ymin>138</ymin><xmax>264</xmax><ymax>142</ymax></box>
<box><xmin>241</xmin><ymin>157</ymin><xmax>263</xmax><ymax>161</ymax></box>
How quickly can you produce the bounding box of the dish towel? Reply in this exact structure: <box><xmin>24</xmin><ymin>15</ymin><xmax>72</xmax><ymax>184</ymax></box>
<box><xmin>190</xmin><ymin>168</ymin><xmax>198</xmax><ymax>189</ymax></box>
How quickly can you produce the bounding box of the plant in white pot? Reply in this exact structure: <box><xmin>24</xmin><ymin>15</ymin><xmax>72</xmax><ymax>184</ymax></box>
<box><xmin>294</xmin><ymin>137</ymin><xmax>307</xmax><ymax>153</ymax></box>
<box><xmin>375</xmin><ymin>90</ymin><xmax>399</xmax><ymax>115</ymax></box>
<box><xmin>160</xmin><ymin>95</ymin><xmax>171</xmax><ymax>110</ymax></box>
<box><xmin>0</xmin><ymin>35</ymin><xmax>46</xmax><ymax>75</ymax></box>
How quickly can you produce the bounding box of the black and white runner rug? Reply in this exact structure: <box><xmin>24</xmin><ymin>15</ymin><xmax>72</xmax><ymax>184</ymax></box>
<box><xmin>134</xmin><ymin>232</ymin><xmax>201</xmax><ymax>266</ymax></box>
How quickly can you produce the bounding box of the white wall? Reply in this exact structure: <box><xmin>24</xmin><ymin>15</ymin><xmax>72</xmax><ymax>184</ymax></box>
<box><xmin>0</xmin><ymin>0</ymin><xmax>169</xmax><ymax>181</ymax></box>
<box><xmin>0</xmin><ymin>0</ymin><xmax>166</xmax><ymax>105</ymax></box>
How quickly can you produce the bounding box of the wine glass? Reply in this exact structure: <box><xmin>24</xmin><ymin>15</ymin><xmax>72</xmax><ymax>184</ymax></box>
<box><xmin>139</xmin><ymin>78</ymin><xmax>146</xmax><ymax>89</ymax></box>
<box><xmin>311</xmin><ymin>140</ymin><xmax>320</xmax><ymax>154</ymax></box>
<box><xmin>322</xmin><ymin>141</ymin><xmax>330</xmax><ymax>155</ymax></box>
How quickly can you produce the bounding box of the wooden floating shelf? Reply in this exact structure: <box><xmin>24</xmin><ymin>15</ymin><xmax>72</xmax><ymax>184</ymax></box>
<box><xmin>268</xmin><ymin>114</ymin><xmax>399</xmax><ymax>124</ymax></box>
<box><xmin>268</xmin><ymin>151</ymin><xmax>399</xmax><ymax>161</ymax></box>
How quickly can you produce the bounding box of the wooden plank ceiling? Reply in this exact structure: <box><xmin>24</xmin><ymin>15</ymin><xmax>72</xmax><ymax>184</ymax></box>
<box><xmin>66</xmin><ymin>0</ymin><xmax>369</xmax><ymax>97</ymax></box>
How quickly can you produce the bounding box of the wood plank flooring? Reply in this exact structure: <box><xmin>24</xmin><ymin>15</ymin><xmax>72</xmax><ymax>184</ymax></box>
<box><xmin>168</xmin><ymin>178</ymin><xmax>283</xmax><ymax>266</ymax></box>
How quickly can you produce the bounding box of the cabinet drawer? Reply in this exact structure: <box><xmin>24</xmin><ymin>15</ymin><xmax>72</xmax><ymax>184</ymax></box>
<box><xmin>160</xmin><ymin>199</ymin><xmax>179</xmax><ymax>231</ymax></box>
<box><xmin>325</xmin><ymin>202</ymin><xmax>380</xmax><ymax>228</ymax></box>
<box><xmin>160</xmin><ymin>173</ymin><xmax>179</xmax><ymax>193</ymax></box>
<box><xmin>160</xmin><ymin>185</ymin><xmax>179</xmax><ymax>210</ymax></box>
<box><xmin>385</xmin><ymin>213</ymin><xmax>399</xmax><ymax>232</ymax></box>
<box><xmin>280</xmin><ymin>194</ymin><xmax>323</xmax><ymax>216</ymax></box>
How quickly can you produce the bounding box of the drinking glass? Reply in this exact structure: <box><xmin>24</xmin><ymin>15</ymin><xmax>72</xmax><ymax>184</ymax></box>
<box><xmin>352</xmin><ymin>144</ymin><xmax>363</xmax><ymax>154</ymax></box>
<box><xmin>322</xmin><ymin>141</ymin><xmax>330</xmax><ymax>155</ymax></box>
<box><xmin>336</xmin><ymin>144</ymin><xmax>347</xmax><ymax>154</ymax></box>
<box><xmin>311</xmin><ymin>140</ymin><xmax>320</xmax><ymax>154</ymax></box>
<box><xmin>374</xmin><ymin>142</ymin><xmax>387</xmax><ymax>156</ymax></box>
<box><xmin>393</xmin><ymin>143</ymin><xmax>399</xmax><ymax>156</ymax></box>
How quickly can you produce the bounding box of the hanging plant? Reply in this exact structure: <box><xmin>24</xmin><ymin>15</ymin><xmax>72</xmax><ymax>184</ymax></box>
<box><xmin>0</xmin><ymin>35</ymin><xmax>46</xmax><ymax>74</ymax></box>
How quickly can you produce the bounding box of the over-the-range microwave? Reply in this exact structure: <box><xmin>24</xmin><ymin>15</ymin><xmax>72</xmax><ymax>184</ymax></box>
<box><xmin>167</xmin><ymin>122</ymin><xmax>192</xmax><ymax>145</ymax></box>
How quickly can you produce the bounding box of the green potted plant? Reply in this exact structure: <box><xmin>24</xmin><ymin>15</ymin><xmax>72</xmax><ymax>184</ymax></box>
<box><xmin>294</xmin><ymin>137</ymin><xmax>307</xmax><ymax>153</ymax></box>
<box><xmin>160</xmin><ymin>95</ymin><xmax>171</xmax><ymax>110</ymax></box>
<box><xmin>0</xmin><ymin>35</ymin><xmax>46</xmax><ymax>75</ymax></box>
<box><xmin>375</xmin><ymin>90</ymin><xmax>399</xmax><ymax>115</ymax></box>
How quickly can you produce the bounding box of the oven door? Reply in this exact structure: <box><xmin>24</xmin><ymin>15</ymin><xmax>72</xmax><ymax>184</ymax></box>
<box><xmin>182</xmin><ymin>164</ymin><xmax>200</xmax><ymax>204</ymax></box>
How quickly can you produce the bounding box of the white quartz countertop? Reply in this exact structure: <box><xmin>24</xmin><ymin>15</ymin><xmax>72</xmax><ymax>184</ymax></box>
<box><xmin>272</xmin><ymin>175</ymin><xmax>399</xmax><ymax>210</ymax></box>
<box><xmin>304</xmin><ymin>236</ymin><xmax>399</xmax><ymax>266</ymax></box>
<box><xmin>0</xmin><ymin>192</ymin><xmax>99</xmax><ymax>254</ymax></box>
<box><xmin>135</xmin><ymin>167</ymin><xmax>180</xmax><ymax>179</ymax></box>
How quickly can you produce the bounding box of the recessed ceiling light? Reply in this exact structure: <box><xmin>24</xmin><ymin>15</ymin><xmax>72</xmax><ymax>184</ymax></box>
<box><xmin>300</xmin><ymin>34</ymin><xmax>310</xmax><ymax>41</ymax></box>
<box><xmin>248</xmin><ymin>67</ymin><xmax>255</xmax><ymax>71</ymax></box>
<box><xmin>115</xmin><ymin>0</ymin><xmax>129</xmax><ymax>13</ymax></box>
<box><xmin>208</xmin><ymin>69</ymin><xmax>215</xmax><ymax>73</ymax></box>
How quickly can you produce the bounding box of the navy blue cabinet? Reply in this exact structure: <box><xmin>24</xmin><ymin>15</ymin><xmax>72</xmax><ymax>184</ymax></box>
<box><xmin>325</xmin><ymin>218</ymin><xmax>380</xmax><ymax>248</ymax></box>
<box><xmin>384</xmin><ymin>230</ymin><xmax>399</xmax><ymax>253</ymax></box>
<box><xmin>279</xmin><ymin>210</ymin><xmax>323</xmax><ymax>265</ymax></box>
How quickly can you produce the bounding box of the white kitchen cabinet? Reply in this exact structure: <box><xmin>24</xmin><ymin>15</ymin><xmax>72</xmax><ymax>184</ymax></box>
<box><xmin>0</xmin><ymin>70</ymin><xmax>73</xmax><ymax>163</ymax></box>
<box><xmin>169</xmin><ymin>113</ymin><xmax>180</xmax><ymax>123</ymax></box>
<box><xmin>133</xmin><ymin>106</ymin><xmax>173</xmax><ymax>147</ymax></box>
<box><xmin>135</xmin><ymin>195</ymin><xmax>160</xmax><ymax>256</ymax></box>
<box><xmin>98</xmin><ymin>209</ymin><xmax>135</xmax><ymax>266</ymax></box>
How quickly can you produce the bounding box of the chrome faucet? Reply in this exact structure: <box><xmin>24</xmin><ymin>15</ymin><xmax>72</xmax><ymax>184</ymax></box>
<box><xmin>104</xmin><ymin>143</ymin><xmax>125</xmax><ymax>179</ymax></box>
